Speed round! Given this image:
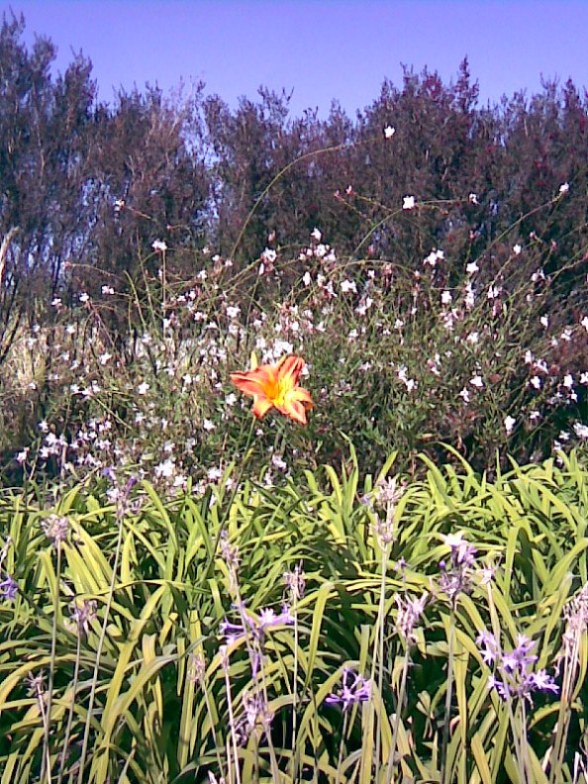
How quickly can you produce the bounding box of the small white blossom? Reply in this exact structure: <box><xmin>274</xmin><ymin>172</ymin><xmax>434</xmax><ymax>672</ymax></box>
<box><xmin>136</xmin><ymin>382</ymin><xmax>150</xmax><ymax>395</ymax></box>
<box><xmin>504</xmin><ymin>415</ymin><xmax>516</xmax><ymax>435</ymax></box>
<box><xmin>384</xmin><ymin>125</ymin><xmax>396</xmax><ymax>138</ymax></box>
<box><xmin>513</xmin><ymin>244</ymin><xmax>522</xmax><ymax>255</ymax></box>
<box><xmin>403</xmin><ymin>195</ymin><xmax>416</xmax><ymax>211</ymax></box>
<box><xmin>563</xmin><ymin>374</ymin><xmax>574</xmax><ymax>389</ymax></box>
<box><xmin>559</xmin><ymin>182</ymin><xmax>570</xmax><ymax>194</ymax></box>
<box><xmin>152</xmin><ymin>240</ymin><xmax>167</xmax><ymax>253</ymax></box>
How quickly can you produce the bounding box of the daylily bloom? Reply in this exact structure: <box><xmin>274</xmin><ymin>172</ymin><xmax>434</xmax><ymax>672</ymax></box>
<box><xmin>230</xmin><ymin>354</ymin><xmax>313</xmax><ymax>425</ymax></box>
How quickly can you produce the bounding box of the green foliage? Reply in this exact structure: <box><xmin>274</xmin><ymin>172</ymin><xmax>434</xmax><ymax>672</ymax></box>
<box><xmin>1</xmin><ymin>450</ymin><xmax>587</xmax><ymax>782</ymax></box>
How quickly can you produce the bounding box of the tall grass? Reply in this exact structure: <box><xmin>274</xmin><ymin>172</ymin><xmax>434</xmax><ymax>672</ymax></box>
<box><xmin>1</xmin><ymin>449</ymin><xmax>588</xmax><ymax>781</ymax></box>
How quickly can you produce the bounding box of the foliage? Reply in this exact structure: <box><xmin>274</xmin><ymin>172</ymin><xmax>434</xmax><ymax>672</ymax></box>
<box><xmin>1</xmin><ymin>451</ymin><xmax>588</xmax><ymax>781</ymax></box>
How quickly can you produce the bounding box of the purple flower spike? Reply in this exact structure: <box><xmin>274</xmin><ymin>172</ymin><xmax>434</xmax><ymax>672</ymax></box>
<box><xmin>476</xmin><ymin>628</ymin><xmax>559</xmax><ymax>703</ymax></box>
<box><xmin>325</xmin><ymin>668</ymin><xmax>371</xmax><ymax>711</ymax></box>
<box><xmin>0</xmin><ymin>575</ymin><xmax>18</xmax><ymax>602</ymax></box>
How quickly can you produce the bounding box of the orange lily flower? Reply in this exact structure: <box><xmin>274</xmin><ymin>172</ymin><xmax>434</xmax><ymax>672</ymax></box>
<box><xmin>230</xmin><ymin>354</ymin><xmax>314</xmax><ymax>425</ymax></box>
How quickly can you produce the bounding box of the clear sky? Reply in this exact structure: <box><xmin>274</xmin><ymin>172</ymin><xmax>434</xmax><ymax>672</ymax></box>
<box><xmin>6</xmin><ymin>0</ymin><xmax>588</xmax><ymax>118</ymax></box>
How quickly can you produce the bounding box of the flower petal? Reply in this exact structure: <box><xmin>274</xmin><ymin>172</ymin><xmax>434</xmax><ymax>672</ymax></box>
<box><xmin>230</xmin><ymin>367</ymin><xmax>275</xmax><ymax>398</ymax></box>
<box><xmin>252</xmin><ymin>396</ymin><xmax>274</xmax><ymax>419</ymax></box>
<box><xmin>276</xmin><ymin>355</ymin><xmax>304</xmax><ymax>386</ymax></box>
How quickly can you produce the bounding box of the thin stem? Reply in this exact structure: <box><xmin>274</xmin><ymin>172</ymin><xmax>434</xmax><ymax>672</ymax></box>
<box><xmin>76</xmin><ymin>508</ymin><xmax>126</xmax><ymax>784</ymax></box>
<box><xmin>223</xmin><ymin>652</ymin><xmax>242</xmax><ymax>784</ymax></box>
<box><xmin>204</xmin><ymin>417</ymin><xmax>257</xmax><ymax>580</ymax></box>
<box><xmin>57</xmin><ymin>629</ymin><xmax>82</xmax><ymax>784</ymax></box>
<box><xmin>42</xmin><ymin>541</ymin><xmax>62</xmax><ymax>784</ymax></box>
<box><xmin>549</xmin><ymin>631</ymin><xmax>580</xmax><ymax>782</ymax></box>
<box><xmin>372</xmin><ymin>543</ymin><xmax>389</xmax><ymax>776</ymax></box>
<box><xmin>441</xmin><ymin>607</ymin><xmax>456</xmax><ymax>784</ymax></box>
<box><xmin>385</xmin><ymin>646</ymin><xmax>411</xmax><ymax>784</ymax></box>
<box><xmin>335</xmin><ymin>710</ymin><xmax>350</xmax><ymax>784</ymax></box>
<box><xmin>290</xmin><ymin>592</ymin><xmax>300</xmax><ymax>780</ymax></box>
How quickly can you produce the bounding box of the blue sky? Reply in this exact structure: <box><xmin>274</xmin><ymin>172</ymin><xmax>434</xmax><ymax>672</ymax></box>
<box><xmin>7</xmin><ymin>0</ymin><xmax>588</xmax><ymax>117</ymax></box>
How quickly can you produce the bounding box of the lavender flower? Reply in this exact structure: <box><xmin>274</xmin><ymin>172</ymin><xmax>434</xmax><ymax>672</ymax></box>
<box><xmin>283</xmin><ymin>562</ymin><xmax>306</xmax><ymax>602</ymax></box>
<box><xmin>477</xmin><ymin>629</ymin><xmax>559</xmax><ymax>703</ymax></box>
<box><xmin>41</xmin><ymin>514</ymin><xmax>70</xmax><ymax>546</ymax></box>
<box><xmin>325</xmin><ymin>668</ymin><xmax>371</xmax><ymax>711</ymax></box>
<box><xmin>69</xmin><ymin>599</ymin><xmax>97</xmax><ymax>636</ymax></box>
<box><xmin>220</xmin><ymin>603</ymin><xmax>294</xmax><ymax>646</ymax></box>
<box><xmin>439</xmin><ymin>532</ymin><xmax>477</xmax><ymax>604</ymax></box>
<box><xmin>0</xmin><ymin>574</ymin><xmax>18</xmax><ymax>601</ymax></box>
<box><xmin>234</xmin><ymin>690</ymin><xmax>274</xmax><ymax>745</ymax></box>
<box><xmin>395</xmin><ymin>592</ymin><xmax>428</xmax><ymax>645</ymax></box>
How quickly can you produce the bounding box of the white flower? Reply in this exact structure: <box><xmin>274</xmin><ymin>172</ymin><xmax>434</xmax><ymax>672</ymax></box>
<box><xmin>340</xmin><ymin>279</ymin><xmax>357</xmax><ymax>294</ymax></box>
<box><xmin>540</xmin><ymin>315</ymin><xmax>549</xmax><ymax>328</ymax></box>
<box><xmin>466</xmin><ymin>261</ymin><xmax>479</xmax><ymax>275</ymax></box>
<box><xmin>470</xmin><ymin>375</ymin><xmax>484</xmax><ymax>388</ymax></box>
<box><xmin>16</xmin><ymin>448</ymin><xmax>29</xmax><ymax>464</ymax></box>
<box><xmin>573</xmin><ymin>422</ymin><xmax>588</xmax><ymax>439</ymax></box>
<box><xmin>563</xmin><ymin>374</ymin><xmax>574</xmax><ymax>389</ymax></box>
<box><xmin>530</xmin><ymin>376</ymin><xmax>542</xmax><ymax>390</ymax></box>
<box><xmin>504</xmin><ymin>415</ymin><xmax>516</xmax><ymax>435</ymax></box>
<box><xmin>468</xmin><ymin>193</ymin><xmax>479</xmax><ymax>205</ymax></box>
<box><xmin>137</xmin><ymin>382</ymin><xmax>150</xmax><ymax>395</ymax></box>
<box><xmin>581</xmin><ymin>316</ymin><xmax>588</xmax><ymax>332</ymax></box>
<box><xmin>79</xmin><ymin>292</ymin><xmax>90</xmax><ymax>303</ymax></box>
<box><xmin>513</xmin><ymin>244</ymin><xmax>522</xmax><ymax>255</ymax></box>
<box><xmin>458</xmin><ymin>388</ymin><xmax>471</xmax><ymax>403</ymax></box>
<box><xmin>441</xmin><ymin>290</ymin><xmax>452</xmax><ymax>305</ymax></box>
<box><xmin>559</xmin><ymin>182</ymin><xmax>570</xmax><ymax>194</ymax></box>
<box><xmin>403</xmin><ymin>195</ymin><xmax>416</xmax><ymax>211</ymax></box>
<box><xmin>152</xmin><ymin>239</ymin><xmax>167</xmax><ymax>253</ymax></box>
<box><xmin>311</xmin><ymin>228</ymin><xmax>322</xmax><ymax>242</ymax></box>
<box><xmin>302</xmin><ymin>271</ymin><xmax>312</xmax><ymax>286</ymax></box>
<box><xmin>424</xmin><ymin>248</ymin><xmax>444</xmax><ymax>267</ymax></box>
<box><xmin>203</xmin><ymin>419</ymin><xmax>216</xmax><ymax>431</ymax></box>
<box><xmin>384</xmin><ymin>125</ymin><xmax>396</xmax><ymax>139</ymax></box>
<box><xmin>101</xmin><ymin>285</ymin><xmax>115</xmax><ymax>295</ymax></box>
<box><xmin>98</xmin><ymin>352</ymin><xmax>112</xmax><ymax>365</ymax></box>
<box><xmin>154</xmin><ymin>458</ymin><xmax>175</xmax><ymax>479</ymax></box>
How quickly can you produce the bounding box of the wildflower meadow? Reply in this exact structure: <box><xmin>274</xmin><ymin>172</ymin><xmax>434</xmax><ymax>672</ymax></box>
<box><xmin>2</xmin><ymin>16</ymin><xmax>588</xmax><ymax>784</ymax></box>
